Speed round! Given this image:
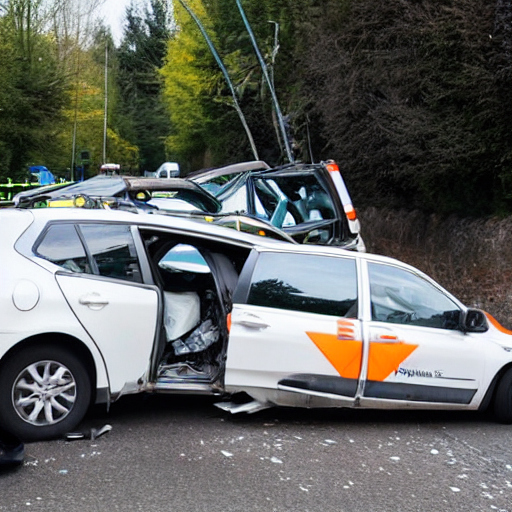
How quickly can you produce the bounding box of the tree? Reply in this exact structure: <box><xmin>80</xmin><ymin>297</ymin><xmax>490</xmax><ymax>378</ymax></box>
<box><xmin>116</xmin><ymin>0</ymin><xmax>172</xmax><ymax>173</ymax></box>
<box><xmin>160</xmin><ymin>0</ymin><xmax>218</xmax><ymax>171</ymax></box>
<box><xmin>299</xmin><ymin>0</ymin><xmax>512</xmax><ymax>215</ymax></box>
<box><xmin>0</xmin><ymin>0</ymin><xmax>70</xmax><ymax>180</ymax></box>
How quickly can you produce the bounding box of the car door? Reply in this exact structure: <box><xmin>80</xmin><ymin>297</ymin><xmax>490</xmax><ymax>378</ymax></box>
<box><xmin>225</xmin><ymin>250</ymin><xmax>362</xmax><ymax>406</ymax></box>
<box><xmin>36</xmin><ymin>222</ymin><xmax>159</xmax><ymax>395</ymax></box>
<box><xmin>246</xmin><ymin>167</ymin><xmax>347</xmax><ymax>246</ymax></box>
<box><xmin>359</xmin><ymin>260</ymin><xmax>487</xmax><ymax>407</ymax></box>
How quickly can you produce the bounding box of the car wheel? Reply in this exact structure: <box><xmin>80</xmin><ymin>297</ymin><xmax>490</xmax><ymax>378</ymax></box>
<box><xmin>0</xmin><ymin>345</ymin><xmax>91</xmax><ymax>441</ymax></box>
<box><xmin>494</xmin><ymin>368</ymin><xmax>512</xmax><ymax>424</ymax></box>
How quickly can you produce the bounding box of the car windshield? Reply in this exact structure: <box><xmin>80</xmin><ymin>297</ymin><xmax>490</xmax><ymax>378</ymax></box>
<box><xmin>49</xmin><ymin>175</ymin><xmax>127</xmax><ymax>197</ymax></box>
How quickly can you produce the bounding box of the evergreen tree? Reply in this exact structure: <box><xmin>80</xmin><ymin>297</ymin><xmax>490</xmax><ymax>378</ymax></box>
<box><xmin>0</xmin><ymin>1</ymin><xmax>70</xmax><ymax>180</ymax></box>
<box><xmin>116</xmin><ymin>0</ymin><xmax>172</xmax><ymax>173</ymax></box>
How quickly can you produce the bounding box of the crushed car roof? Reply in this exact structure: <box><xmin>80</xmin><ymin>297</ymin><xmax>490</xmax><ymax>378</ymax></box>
<box><xmin>14</xmin><ymin>175</ymin><xmax>223</xmax><ymax>214</ymax></box>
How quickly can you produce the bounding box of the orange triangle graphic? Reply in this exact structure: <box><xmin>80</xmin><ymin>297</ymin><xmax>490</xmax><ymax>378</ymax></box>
<box><xmin>306</xmin><ymin>332</ymin><xmax>362</xmax><ymax>379</ymax></box>
<box><xmin>367</xmin><ymin>342</ymin><xmax>418</xmax><ymax>382</ymax></box>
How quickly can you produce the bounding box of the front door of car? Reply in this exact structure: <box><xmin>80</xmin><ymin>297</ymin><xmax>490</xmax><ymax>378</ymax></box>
<box><xmin>225</xmin><ymin>251</ymin><xmax>362</xmax><ymax>406</ymax></box>
<box><xmin>360</xmin><ymin>261</ymin><xmax>486</xmax><ymax>407</ymax></box>
<box><xmin>38</xmin><ymin>222</ymin><xmax>160</xmax><ymax>395</ymax></box>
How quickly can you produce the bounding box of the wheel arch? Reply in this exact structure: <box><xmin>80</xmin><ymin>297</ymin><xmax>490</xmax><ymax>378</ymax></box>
<box><xmin>0</xmin><ymin>333</ymin><xmax>100</xmax><ymax>404</ymax></box>
<box><xmin>479</xmin><ymin>362</ymin><xmax>512</xmax><ymax>412</ymax></box>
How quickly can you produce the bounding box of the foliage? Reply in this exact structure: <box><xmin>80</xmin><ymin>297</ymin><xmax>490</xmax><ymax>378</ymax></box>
<box><xmin>159</xmin><ymin>0</ymin><xmax>219</xmax><ymax>172</ymax></box>
<box><xmin>298</xmin><ymin>0</ymin><xmax>512</xmax><ymax>216</ymax></box>
<box><xmin>0</xmin><ymin>1</ymin><xmax>70</xmax><ymax>181</ymax></box>
<box><xmin>115</xmin><ymin>0</ymin><xmax>172</xmax><ymax>172</ymax></box>
<box><xmin>63</xmin><ymin>28</ymin><xmax>138</xmax><ymax>178</ymax></box>
<box><xmin>0</xmin><ymin>0</ymin><xmax>510</xmax><ymax>217</ymax></box>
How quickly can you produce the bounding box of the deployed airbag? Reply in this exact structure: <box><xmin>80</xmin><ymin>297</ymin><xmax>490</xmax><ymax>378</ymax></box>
<box><xmin>163</xmin><ymin>291</ymin><xmax>200</xmax><ymax>341</ymax></box>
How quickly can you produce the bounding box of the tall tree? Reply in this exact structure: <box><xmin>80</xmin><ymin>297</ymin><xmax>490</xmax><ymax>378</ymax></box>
<box><xmin>0</xmin><ymin>0</ymin><xmax>70</xmax><ymax>180</ymax></box>
<box><xmin>116</xmin><ymin>0</ymin><xmax>172</xmax><ymax>173</ymax></box>
<box><xmin>161</xmin><ymin>0</ymin><xmax>315</xmax><ymax>170</ymax></box>
<box><xmin>299</xmin><ymin>0</ymin><xmax>512</xmax><ymax>215</ymax></box>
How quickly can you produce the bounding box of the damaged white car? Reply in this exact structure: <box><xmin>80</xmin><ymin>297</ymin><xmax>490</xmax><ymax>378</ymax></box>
<box><xmin>1</xmin><ymin>207</ymin><xmax>512</xmax><ymax>441</ymax></box>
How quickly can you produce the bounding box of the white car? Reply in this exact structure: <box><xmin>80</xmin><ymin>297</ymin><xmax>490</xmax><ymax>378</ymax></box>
<box><xmin>1</xmin><ymin>207</ymin><xmax>512</xmax><ymax>441</ymax></box>
<box><xmin>156</xmin><ymin>162</ymin><xmax>180</xmax><ymax>178</ymax></box>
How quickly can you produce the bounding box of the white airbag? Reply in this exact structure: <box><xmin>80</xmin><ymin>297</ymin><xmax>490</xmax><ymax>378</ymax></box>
<box><xmin>163</xmin><ymin>291</ymin><xmax>200</xmax><ymax>341</ymax></box>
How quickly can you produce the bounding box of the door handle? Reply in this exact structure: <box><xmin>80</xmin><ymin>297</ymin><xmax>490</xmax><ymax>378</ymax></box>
<box><xmin>79</xmin><ymin>294</ymin><xmax>109</xmax><ymax>307</ymax></box>
<box><xmin>237</xmin><ymin>319</ymin><xmax>270</xmax><ymax>329</ymax></box>
<box><xmin>371</xmin><ymin>332</ymin><xmax>400</xmax><ymax>343</ymax></box>
<box><xmin>235</xmin><ymin>314</ymin><xmax>270</xmax><ymax>329</ymax></box>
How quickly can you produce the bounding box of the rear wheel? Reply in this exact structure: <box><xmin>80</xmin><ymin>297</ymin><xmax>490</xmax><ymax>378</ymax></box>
<box><xmin>0</xmin><ymin>345</ymin><xmax>91</xmax><ymax>441</ymax></box>
<box><xmin>494</xmin><ymin>368</ymin><xmax>512</xmax><ymax>424</ymax></box>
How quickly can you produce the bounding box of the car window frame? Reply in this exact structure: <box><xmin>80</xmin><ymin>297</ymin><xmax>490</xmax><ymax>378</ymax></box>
<box><xmin>233</xmin><ymin>248</ymin><xmax>359</xmax><ymax>319</ymax></box>
<box><xmin>360</xmin><ymin>258</ymin><xmax>465</xmax><ymax>330</ymax></box>
<box><xmin>33</xmin><ymin>220</ymin><xmax>147</xmax><ymax>285</ymax></box>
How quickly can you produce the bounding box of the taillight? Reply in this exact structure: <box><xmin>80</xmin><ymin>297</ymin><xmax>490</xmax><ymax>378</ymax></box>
<box><xmin>325</xmin><ymin>162</ymin><xmax>340</xmax><ymax>173</ymax></box>
<box><xmin>226</xmin><ymin>312</ymin><xmax>232</xmax><ymax>333</ymax></box>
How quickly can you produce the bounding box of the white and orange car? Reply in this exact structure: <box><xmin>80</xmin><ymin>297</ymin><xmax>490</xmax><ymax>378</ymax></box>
<box><xmin>0</xmin><ymin>207</ymin><xmax>511</xmax><ymax>441</ymax></box>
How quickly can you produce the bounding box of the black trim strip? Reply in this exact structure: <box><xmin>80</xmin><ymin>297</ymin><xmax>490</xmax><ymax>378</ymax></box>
<box><xmin>279</xmin><ymin>374</ymin><xmax>358</xmax><ymax>397</ymax></box>
<box><xmin>364</xmin><ymin>381</ymin><xmax>476</xmax><ymax>404</ymax></box>
<box><xmin>437</xmin><ymin>376</ymin><xmax>476</xmax><ymax>381</ymax></box>
<box><xmin>94</xmin><ymin>387</ymin><xmax>110</xmax><ymax>404</ymax></box>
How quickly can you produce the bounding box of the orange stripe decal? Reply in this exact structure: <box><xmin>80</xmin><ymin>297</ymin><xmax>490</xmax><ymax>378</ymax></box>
<box><xmin>306</xmin><ymin>332</ymin><xmax>362</xmax><ymax>379</ymax></box>
<box><xmin>484</xmin><ymin>311</ymin><xmax>512</xmax><ymax>335</ymax></box>
<box><xmin>367</xmin><ymin>342</ymin><xmax>418</xmax><ymax>382</ymax></box>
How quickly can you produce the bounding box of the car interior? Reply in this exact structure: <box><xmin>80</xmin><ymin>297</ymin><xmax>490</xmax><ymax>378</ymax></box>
<box><xmin>140</xmin><ymin>230</ymin><xmax>251</xmax><ymax>386</ymax></box>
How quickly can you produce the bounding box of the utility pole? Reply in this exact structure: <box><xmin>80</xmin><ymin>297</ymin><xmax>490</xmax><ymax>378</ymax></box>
<box><xmin>103</xmin><ymin>43</ymin><xmax>108</xmax><ymax>165</ymax></box>
<box><xmin>70</xmin><ymin>18</ymin><xmax>81</xmax><ymax>182</ymax></box>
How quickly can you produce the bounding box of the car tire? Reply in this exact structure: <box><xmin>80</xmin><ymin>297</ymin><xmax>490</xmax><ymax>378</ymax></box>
<box><xmin>0</xmin><ymin>345</ymin><xmax>91</xmax><ymax>441</ymax></box>
<box><xmin>494</xmin><ymin>368</ymin><xmax>512</xmax><ymax>424</ymax></box>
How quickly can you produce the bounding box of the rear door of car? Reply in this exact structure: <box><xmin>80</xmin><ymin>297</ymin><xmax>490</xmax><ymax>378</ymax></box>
<box><xmin>359</xmin><ymin>259</ymin><xmax>488</xmax><ymax>407</ymax></box>
<box><xmin>246</xmin><ymin>167</ymin><xmax>349</xmax><ymax>246</ymax></box>
<box><xmin>35</xmin><ymin>222</ymin><xmax>159</xmax><ymax>395</ymax></box>
<box><xmin>225</xmin><ymin>249</ymin><xmax>362</xmax><ymax>405</ymax></box>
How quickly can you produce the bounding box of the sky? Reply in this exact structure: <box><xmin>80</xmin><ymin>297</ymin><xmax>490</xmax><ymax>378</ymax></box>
<box><xmin>98</xmin><ymin>0</ymin><xmax>132</xmax><ymax>44</ymax></box>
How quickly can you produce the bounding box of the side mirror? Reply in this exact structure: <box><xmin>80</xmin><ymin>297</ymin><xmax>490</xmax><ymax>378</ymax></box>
<box><xmin>461</xmin><ymin>308</ymin><xmax>488</xmax><ymax>333</ymax></box>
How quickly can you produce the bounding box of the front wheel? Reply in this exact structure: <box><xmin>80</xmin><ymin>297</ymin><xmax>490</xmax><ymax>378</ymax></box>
<box><xmin>494</xmin><ymin>368</ymin><xmax>512</xmax><ymax>424</ymax></box>
<box><xmin>0</xmin><ymin>345</ymin><xmax>91</xmax><ymax>441</ymax></box>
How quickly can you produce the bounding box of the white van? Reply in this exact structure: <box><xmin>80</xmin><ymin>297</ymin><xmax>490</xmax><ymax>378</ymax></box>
<box><xmin>156</xmin><ymin>162</ymin><xmax>180</xmax><ymax>178</ymax></box>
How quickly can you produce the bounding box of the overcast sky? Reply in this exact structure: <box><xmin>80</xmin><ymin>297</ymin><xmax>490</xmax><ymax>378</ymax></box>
<box><xmin>98</xmin><ymin>0</ymin><xmax>132</xmax><ymax>43</ymax></box>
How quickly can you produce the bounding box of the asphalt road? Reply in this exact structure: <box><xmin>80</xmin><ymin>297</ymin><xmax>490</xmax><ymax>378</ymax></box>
<box><xmin>1</xmin><ymin>395</ymin><xmax>511</xmax><ymax>512</ymax></box>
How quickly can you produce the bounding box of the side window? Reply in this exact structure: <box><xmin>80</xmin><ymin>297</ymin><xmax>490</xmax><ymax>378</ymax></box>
<box><xmin>368</xmin><ymin>263</ymin><xmax>461</xmax><ymax>330</ymax></box>
<box><xmin>36</xmin><ymin>224</ymin><xmax>89</xmax><ymax>273</ymax></box>
<box><xmin>79</xmin><ymin>224</ymin><xmax>142</xmax><ymax>283</ymax></box>
<box><xmin>247</xmin><ymin>252</ymin><xmax>357</xmax><ymax>317</ymax></box>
